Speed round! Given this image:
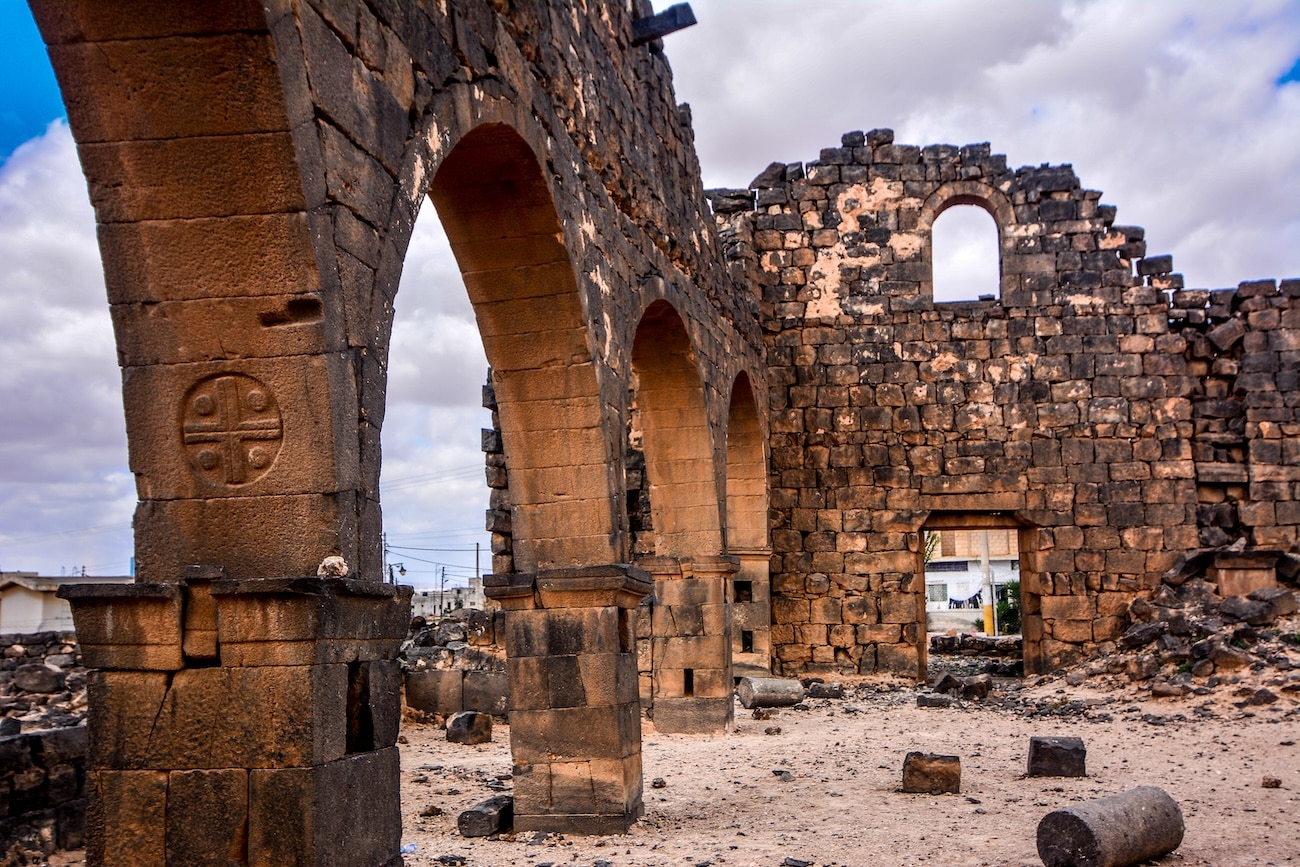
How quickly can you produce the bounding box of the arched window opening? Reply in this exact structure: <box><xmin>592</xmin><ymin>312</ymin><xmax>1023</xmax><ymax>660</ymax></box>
<box><xmin>381</xmin><ymin>197</ymin><xmax>491</xmax><ymax>611</ymax></box>
<box><xmin>932</xmin><ymin>203</ymin><xmax>1000</xmax><ymax>303</ymax></box>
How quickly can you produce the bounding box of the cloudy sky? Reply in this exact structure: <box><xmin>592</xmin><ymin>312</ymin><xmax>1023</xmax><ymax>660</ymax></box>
<box><xmin>1</xmin><ymin>1</ymin><xmax>1298</xmax><ymax>582</ymax></box>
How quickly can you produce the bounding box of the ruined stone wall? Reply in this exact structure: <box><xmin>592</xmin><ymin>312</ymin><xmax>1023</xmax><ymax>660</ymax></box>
<box><xmin>713</xmin><ymin>129</ymin><xmax>1299</xmax><ymax>677</ymax></box>
<box><xmin>0</xmin><ymin>726</ymin><xmax>88</xmax><ymax>859</ymax></box>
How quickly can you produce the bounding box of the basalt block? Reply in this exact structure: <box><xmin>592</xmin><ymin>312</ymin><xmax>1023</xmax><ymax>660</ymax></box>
<box><xmin>1028</xmin><ymin>736</ymin><xmax>1087</xmax><ymax>777</ymax></box>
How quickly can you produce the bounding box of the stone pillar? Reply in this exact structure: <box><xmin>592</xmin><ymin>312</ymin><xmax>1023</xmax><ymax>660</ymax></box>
<box><xmin>60</xmin><ymin>572</ymin><xmax>411</xmax><ymax>867</ymax></box>
<box><xmin>640</xmin><ymin>555</ymin><xmax>737</xmax><ymax>735</ymax></box>
<box><xmin>485</xmin><ymin>565</ymin><xmax>651</xmax><ymax>835</ymax></box>
<box><xmin>728</xmin><ymin>548</ymin><xmax>772</xmax><ymax>678</ymax></box>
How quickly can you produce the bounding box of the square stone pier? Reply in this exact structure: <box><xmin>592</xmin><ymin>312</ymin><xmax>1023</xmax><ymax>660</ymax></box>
<box><xmin>60</xmin><ymin>571</ymin><xmax>411</xmax><ymax>866</ymax></box>
<box><xmin>485</xmin><ymin>565</ymin><xmax>651</xmax><ymax>835</ymax></box>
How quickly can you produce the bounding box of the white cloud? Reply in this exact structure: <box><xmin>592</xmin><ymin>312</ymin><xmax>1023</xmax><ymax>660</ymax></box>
<box><xmin>0</xmin><ymin>129</ymin><xmax>490</xmax><ymax>584</ymax></box>
<box><xmin>6</xmin><ymin>1</ymin><xmax>1300</xmax><ymax>579</ymax></box>
<box><xmin>665</xmin><ymin>0</ymin><xmax>1300</xmax><ymax>286</ymax></box>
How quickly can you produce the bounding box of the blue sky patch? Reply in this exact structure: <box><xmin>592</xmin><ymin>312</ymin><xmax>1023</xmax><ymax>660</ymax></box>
<box><xmin>0</xmin><ymin>6</ymin><xmax>65</xmax><ymax>163</ymax></box>
<box><xmin>1279</xmin><ymin>54</ymin><xmax>1300</xmax><ymax>86</ymax></box>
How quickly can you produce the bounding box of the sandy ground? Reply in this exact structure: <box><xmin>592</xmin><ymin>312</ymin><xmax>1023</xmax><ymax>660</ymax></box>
<box><xmin>396</xmin><ymin>677</ymin><xmax>1300</xmax><ymax>867</ymax></box>
<box><xmin>31</xmin><ymin>668</ymin><xmax>1299</xmax><ymax>867</ymax></box>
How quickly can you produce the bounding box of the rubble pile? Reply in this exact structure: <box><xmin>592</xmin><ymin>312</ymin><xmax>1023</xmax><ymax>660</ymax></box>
<box><xmin>0</xmin><ymin>632</ymin><xmax>87</xmax><ymax>733</ymax></box>
<box><xmin>402</xmin><ymin>610</ymin><xmax>506</xmax><ymax>674</ymax></box>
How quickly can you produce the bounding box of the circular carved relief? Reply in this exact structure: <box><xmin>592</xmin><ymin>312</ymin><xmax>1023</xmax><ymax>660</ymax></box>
<box><xmin>181</xmin><ymin>373</ymin><xmax>284</xmax><ymax>486</ymax></box>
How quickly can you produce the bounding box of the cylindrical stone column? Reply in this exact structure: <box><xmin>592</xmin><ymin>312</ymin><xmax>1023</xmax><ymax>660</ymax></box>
<box><xmin>1037</xmin><ymin>786</ymin><xmax>1184</xmax><ymax>867</ymax></box>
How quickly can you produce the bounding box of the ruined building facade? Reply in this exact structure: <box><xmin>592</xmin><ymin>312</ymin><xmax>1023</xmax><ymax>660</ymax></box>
<box><xmin>709</xmin><ymin>130</ymin><xmax>1299</xmax><ymax>678</ymax></box>
<box><xmin>25</xmin><ymin>0</ymin><xmax>1299</xmax><ymax>863</ymax></box>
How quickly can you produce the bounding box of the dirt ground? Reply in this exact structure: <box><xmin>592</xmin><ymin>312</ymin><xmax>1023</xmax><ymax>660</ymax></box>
<box><xmin>396</xmin><ymin>674</ymin><xmax>1299</xmax><ymax>867</ymax></box>
<box><xmin>33</xmin><ymin>663</ymin><xmax>1299</xmax><ymax>867</ymax></box>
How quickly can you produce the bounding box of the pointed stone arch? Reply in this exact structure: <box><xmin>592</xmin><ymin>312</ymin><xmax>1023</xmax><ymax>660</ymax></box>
<box><xmin>427</xmin><ymin>122</ymin><xmax>618</xmax><ymax>574</ymax></box>
<box><xmin>631</xmin><ymin>299</ymin><xmax>724</xmax><ymax>558</ymax></box>
<box><xmin>724</xmin><ymin>371</ymin><xmax>773</xmax><ymax>676</ymax></box>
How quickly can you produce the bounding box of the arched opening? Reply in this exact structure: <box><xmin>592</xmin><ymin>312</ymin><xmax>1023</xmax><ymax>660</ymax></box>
<box><xmin>725</xmin><ymin>372</ymin><xmax>772</xmax><ymax>677</ymax></box>
<box><xmin>630</xmin><ymin>299</ymin><xmax>731</xmax><ymax>733</ymax></box>
<box><xmin>932</xmin><ymin>203</ymin><xmax>1001</xmax><ymax>303</ymax></box>
<box><xmin>380</xmin><ymin>200</ymin><xmax>490</xmax><ymax>610</ymax></box>
<box><xmin>428</xmin><ymin>123</ymin><xmax>617</xmax><ymax>573</ymax></box>
<box><xmin>630</xmin><ymin>300</ymin><xmax>723</xmax><ymax>558</ymax></box>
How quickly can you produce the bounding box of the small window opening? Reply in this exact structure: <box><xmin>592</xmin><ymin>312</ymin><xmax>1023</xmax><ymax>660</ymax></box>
<box><xmin>932</xmin><ymin>204</ymin><xmax>1000</xmax><ymax>303</ymax></box>
<box><xmin>345</xmin><ymin>660</ymin><xmax>375</xmax><ymax>753</ymax></box>
<box><xmin>683</xmin><ymin>668</ymin><xmax>695</xmax><ymax>697</ymax></box>
<box><xmin>741</xmin><ymin>630</ymin><xmax>755</xmax><ymax>653</ymax></box>
<box><xmin>734</xmin><ymin>579</ymin><xmax>753</xmax><ymax>603</ymax></box>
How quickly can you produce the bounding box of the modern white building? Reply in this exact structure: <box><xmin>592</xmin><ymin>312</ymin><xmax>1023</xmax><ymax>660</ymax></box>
<box><xmin>923</xmin><ymin>529</ymin><xmax>1020</xmax><ymax>612</ymax></box>
<box><xmin>0</xmin><ymin>572</ymin><xmax>133</xmax><ymax>634</ymax></box>
<box><xmin>409</xmin><ymin>575</ymin><xmax>485</xmax><ymax>619</ymax></box>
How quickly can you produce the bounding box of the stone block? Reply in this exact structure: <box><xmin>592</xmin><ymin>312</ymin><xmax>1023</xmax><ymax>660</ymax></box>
<box><xmin>902</xmin><ymin>752</ymin><xmax>960</xmax><ymax>794</ymax></box>
<box><xmin>121</xmin><ymin>353</ymin><xmax>357</xmax><ymax>503</ymax></box>
<box><xmin>404</xmin><ymin>670</ymin><xmax>463</xmax><ymax>715</ymax></box>
<box><xmin>509</xmin><ymin>703</ymin><xmax>641</xmax><ymax>765</ymax></box>
<box><xmin>458</xmin><ymin>794</ymin><xmax>514</xmax><ymax>837</ymax></box>
<box><xmin>86</xmin><ymin>770</ymin><xmax>168</xmax><ymax>867</ymax></box>
<box><xmin>77</xmin><ymin>132</ymin><xmax>306</xmax><ymax>223</ymax></box>
<box><xmin>462</xmin><ymin>670</ymin><xmax>510</xmax><ymax>716</ymax></box>
<box><xmin>446</xmin><ymin>711</ymin><xmax>493</xmax><ymax>745</ymax></box>
<box><xmin>247</xmin><ymin>749</ymin><xmax>401</xmax><ymax>867</ymax></box>
<box><xmin>88</xmin><ymin>665</ymin><xmax>346</xmax><ymax>770</ymax></box>
<box><xmin>504</xmin><ymin>607</ymin><xmax>623</xmax><ymax>658</ymax></box>
<box><xmin>132</xmin><ymin>491</ymin><xmax>362</xmax><ymax>585</ymax></box>
<box><xmin>59</xmin><ymin>583</ymin><xmax>183</xmax><ymax>671</ymax></box>
<box><xmin>99</xmin><ymin>213</ymin><xmax>319</xmax><ymax>305</ymax></box>
<box><xmin>213</xmin><ymin>579</ymin><xmax>410</xmax><ymax>665</ymax></box>
<box><xmin>1027</xmin><ymin>736</ymin><xmax>1087</xmax><ymax>777</ymax></box>
<box><xmin>166</xmin><ymin>769</ymin><xmax>248</xmax><ymax>865</ymax></box>
<box><xmin>652</xmin><ymin>695</ymin><xmax>734</xmax><ymax>734</ymax></box>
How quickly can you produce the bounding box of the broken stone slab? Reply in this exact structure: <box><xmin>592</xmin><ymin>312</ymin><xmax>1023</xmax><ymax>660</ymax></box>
<box><xmin>1027</xmin><ymin>736</ymin><xmax>1086</xmax><ymax>777</ymax></box>
<box><xmin>736</xmin><ymin>677</ymin><xmax>805</xmax><ymax>709</ymax></box>
<box><xmin>1219</xmin><ymin>596</ymin><xmax>1273</xmax><ymax>626</ymax></box>
<box><xmin>957</xmin><ymin>673</ymin><xmax>992</xmax><ymax>701</ymax></box>
<box><xmin>1037</xmin><ymin>786</ymin><xmax>1184</xmax><ymax>867</ymax></box>
<box><xmin>1117</xmin><ymin>620</ymin><xmax>1166</xmax><ymax>649</ymax></box>
<box><xmin>1248</xmin><ymin>586</ymin><xmax>1297</xmax><ymax>620</ymax></box>
<box><xmin>934</xmin><ymin>672</ymin><xmax>992</xmax><ymax>700</ymax></box>
<box><xmin>806</xmin><ymin>682</ymin><xmax>844</xmax><ymax>699</ymax></box>
<box><xmin>457</xmin><ymin>795</ymin><xmax>513</xmax><ymax>838</ymax></box>
<box><xmin>446</xmin><ymin>712</ymin><xmax>492</xmax><ymax>745</ymax></box>
<box><xmin>902</xmin><ymin>752</ymin><xmax>960</xmax><ymax>794</ymax></box>
<box><xmin>917</xmin><ymin>693</ymin><xmax>953</xmax><ymax>708</ymax></box>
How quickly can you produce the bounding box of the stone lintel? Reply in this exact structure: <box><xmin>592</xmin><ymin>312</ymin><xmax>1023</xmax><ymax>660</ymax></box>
<box><xmin>210</xmin><ymin>576</ymin><xmax>411</xmax><ymax>664</ymax></box>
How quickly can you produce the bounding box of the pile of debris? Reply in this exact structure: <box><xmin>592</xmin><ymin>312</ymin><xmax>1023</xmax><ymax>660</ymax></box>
<box><xmin>0</xmin><ymin>632</ymin><xmax>87</xmax><ymax>734</ymax></box>
<box><xmin>1048</xmin><ymin>548</ymin><xmax>1300</xmax><ymax>701</ymax></box>
<box><xmin>402</xmin><ymin>609</ymin><xmax>506</xmax><ymax>674</ymax></box>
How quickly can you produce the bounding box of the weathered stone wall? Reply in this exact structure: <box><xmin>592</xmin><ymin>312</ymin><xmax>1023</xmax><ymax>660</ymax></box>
<box><xmin>1</xmin><ymin>632</ymin><xmax>84</xmax><ymax>728</ymax></box>
<box><xmin>1</xmin><ymin>633</ymin><xmax>88</xmax><ymax>861</ymax></box>
<box><xmin>712</xmin><ymin>129</ymin><xmax>1299</xmax><ymax>677</ymax></box>
<box><xmin>0</xmin><ymin>726</ymin><xmax>88</xmax><ymax>859</ymax></box>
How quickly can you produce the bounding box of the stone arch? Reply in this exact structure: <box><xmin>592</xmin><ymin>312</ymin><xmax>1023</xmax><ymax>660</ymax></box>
<box><xmin>918</xmin><ymin>180</ymin><xmax>1017</xmax><ymax>305</ymax></box>
<box><xmin>630</xmin><ymin>298</ymin><xmax>733</xmax><ymax>733</ymax></box>
<box><xmin>630</xmin><ymin>299</ymin><xmax>724</xmax><ymax>558</ymax></box>
<box><xmin>424</xmin><ymin>121</ymin><xmax>618</xmax><ymax>573</ymax></box>
<box><xmin>725</xmin><ymin>371</ymin><xmax>767</xmax><ymax>552</ymax></box>
<box><xmin>724</xmin><ymin>371</ymin><xmax>773</xmax><ymax>677</ymax></box>
<box><xmin>33</xmin><ymin>0</ymin><xmax>360</xmax><ymax>583</ymax></box>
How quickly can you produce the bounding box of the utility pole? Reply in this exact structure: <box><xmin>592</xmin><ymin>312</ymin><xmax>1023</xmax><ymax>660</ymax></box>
<box><xmin>980</xmin><ymin>530</ymin><xmax>997</xmax><ymax>635</ymax></box>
